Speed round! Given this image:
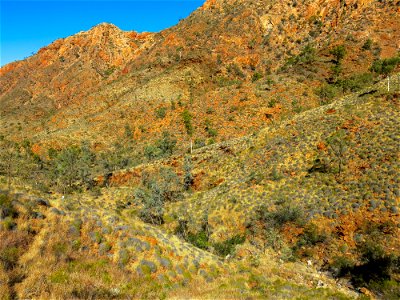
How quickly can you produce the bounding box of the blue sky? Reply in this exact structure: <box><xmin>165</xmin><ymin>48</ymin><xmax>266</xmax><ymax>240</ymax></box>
<box><xmin>0</xmin><ymin>0</ymin><xmax>204</xmax><ymax>66</ymax></box>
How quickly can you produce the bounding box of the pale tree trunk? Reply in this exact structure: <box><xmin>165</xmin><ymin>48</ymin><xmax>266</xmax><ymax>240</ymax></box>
<box><xmin>190</xmin><ymin>139</ymin><xmax>193</xmax><ymax>154</ymax></box>
<box><xmin>387</xmin><ymin>75</ymin><xmax>390</xmax><ymax>92</ymax></box>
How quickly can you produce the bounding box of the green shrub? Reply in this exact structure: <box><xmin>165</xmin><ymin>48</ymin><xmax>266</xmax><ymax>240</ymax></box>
<box><xmin>297</xmin><ymin>223</ymin><xmax>328</xmax><ymax>246</ymax></box>
<box><xmin>0</xmin><ymin>194</ymin><xmax>17</xmax><ymax>219</ymax></box>
<box><xmin>155</xmin><ymin>107</ymin><xmax>167</xmax><ymax>119</ymax></box>
<box><xmin>144</xmin><ymin>145</ymin><xmax>162</xmax><ymax>160</ymax></box>
<box><xmin>136</xmin><ymin>168</ymin><xmax>182</xmax><ymax>225</ymax></box>
<box><xmin>362</xmin><ymin>39</ymin><xmax>373</xmax><ymax>51</ymax></box>
<box><xmin>330</xmin><ymin>45</ymin><xmax>346</xmax><ymax>64</ymax></box>
<box><xmin>194</xmin><ymin>138</ymin><xmax>206</xmax><ymax>149</ymax></box>
<box><xmin>370</xmin><ymin>56</ymin><xmax>400</xmax><ymax>76</ymax></box>
<box><xmin>182</xmin><ymin>109</ymin><xmax>193</xmax><ymax>136</ymax></box>
<box><xmin>284</xmin><ymin>44</ymin><xmax>316</xmax><ymax>67</ymax></box>
<box><xmin>335</xmin><ymin>73</ymin><xmax>374</xmax><ymax>93</ymax></box>
<box><xmin>331</xmin><ymin>255</ymin><xmax>355</xmax><ymax>277</ymax></box>
<box><xmin>104</xmin><ymin>67</ymin><xmax>116</xmax><ymax>77</ymax></box>
<box><xmin>0</xmin><ymin>246</ymin><xmax>19</xmax><ymax>270</ymax></box>
<box><xmin>187</xmin><ymin>230</ymin><xmax>209</xmax><ymax>250</ymax></box>
<box><xmin>227</xmin><ymin>63</ymin><xmax>245</xmax><ymax>78</ymax></box>
<box><xmin>213</xmin><ymin>235</ymin><xmax>245</xmax><ymax>257</ymax></box>
<box><xmin>50</xmin><ymin>143</ymin><xmax>96</xmax><ymax>193</ymax></box>
<box><xmin>268</xmin><ymin>99</ymin><xmax>277</xmax><ymax>108</ymax></box>
<box><xmin>2</xmin><ymin>216</ymin><xmax>17</xmax><ymax>230</ymax></box>
<box><xmin>124</xmin><ymin>123</ymin><xmax>133</xmax><ymax>138</ymax></box>
<box><xmin>271</xmin><ymin>205</ymin><xmax>305</xmax><ymax>226</ymax></box>
<box><xmin>315</xmin><ymin>84</ymin><xmax>339</xmax><ymax>105</ymax></box>
<box><xmin>183</xmin><ymin>155</ymin><xmax>194</xmax><ymax>191</ymax></box>
<box><xmin>252</xmin><ymin>72</ymin><xmax>263</xmax><ymax>82</ymax></box>
<box><xmin>144</xmin><ymin>132</ymin><xmax>176</xmax><ymax>160</ymax></box>
<box><xmin>156</xmin><ymin>131</ymin><xmax>176</xmax><ymax>156</ymax></box>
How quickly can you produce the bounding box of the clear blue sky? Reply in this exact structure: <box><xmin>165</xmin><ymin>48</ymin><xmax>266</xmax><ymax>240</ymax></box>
<box><xmin>0</xmin><ymin>0</ymin><xmax>204</xmax><ymax>66</ymax></box>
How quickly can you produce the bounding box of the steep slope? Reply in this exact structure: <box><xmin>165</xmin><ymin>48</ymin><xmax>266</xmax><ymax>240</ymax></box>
<box><xmin>1</xmin><ymin>75</ymin><xmax>398</xmax><ymax>299</ymax></box>
<box><xmin>1</xmin><ymin>0</ymin><xmax>399</xmax><ymax>154</ymax></box>
<box><xmin>0</xmin><ymin>23</ymin><xmax>153</xmax><ymax>142</ymax></box>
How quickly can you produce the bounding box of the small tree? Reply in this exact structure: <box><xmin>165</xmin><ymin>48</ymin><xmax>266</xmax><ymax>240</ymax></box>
<box><xmin>183</xmin><ymin>155</ymin><xmax>194</xmax><ymax>191</ymax></box>
<box><xmin>52</xmin><ymin>146</ymin><xmax>81</xmax><ymax>193</ymax></box>
<box><xmin>326</xmin><ymin>129</ymin><xmax>349</xmax><ymax>177</ymax></box>
<box><xmin>330</xmin><ymin>45</ymin><xmax>346</xmax><ymax>65</ymax></box>
<box><xmin>182</xmin><ymin>109</ymin><xmax>194</xmax><ymax>153</ymax></box>
<box><xmin>50</xmin><ymin>142</ymin><xmax>96</xmax><ymax>193</ymax></box>
<box><xmin>156</xmin><ymin>131</ymin><xmax>176</xmax><ymax>157</ymax></box>
<box><xmin>370</xmin><ymin>56</ymin><xmax>400</xmax><ymax>91</ymax></box>
<box><xmin>136</xmin><ymin>168</ymin><xmax>181</xmax><ymax>225</ymax></box>
<box><xmin>329</xmin><ymin>45</ymin><xmax>346</xmax><ymax>81</ymax></box>
<box><xmin>78</xmin><ymin>141</ymin><xmax>96</xmax><ymax>189</ymax></box>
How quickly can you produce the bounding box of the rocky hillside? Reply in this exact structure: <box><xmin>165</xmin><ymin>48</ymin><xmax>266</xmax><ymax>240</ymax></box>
<box><xmin>0</xmin><ymin>0</ymin><xmax>400</xmax><ymax>298</ymax></box>
<box><xmin>1</xmin><ymin>0</ymin><xmax>399</xmax><ymax>154</ymax></box>
<box><xmin>1</xmin><ymin>75</ymin><xmax>399</xmax><ymax>299</ymax></box>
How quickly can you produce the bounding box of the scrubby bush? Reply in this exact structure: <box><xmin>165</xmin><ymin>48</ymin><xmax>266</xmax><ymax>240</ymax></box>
<box><xmin>227</xmin><ymin>63</ymin><xmax>246</xmax><ymax>78</ymax></box>
<box><xmin>156</xmin><ymin>131</ymin><xmax>176</xmax><ymax>157</ymax></box>
<box><xmin>297</xmin><ymin>223</ymin><xmax>328</xmax><ymax>247</ymax></box>
<box><xmin>362</xmin><ymin>39</ymin><xmax>373</xmax><ymax>51</ymax></box>
<box><xmin>124</xmin><ymin>123</ymin><xmax>133</xmax><ymax>138</ymax></box>
<box><xmin>144</xmin><ymin>145</ymin><xmax>162</xmax><ymax>160</ymax></box>
<box><xmin>0</xmin><ymin>194</ymin><xmax>17</xmax><ymax>220</ymax></box>
<box><xmin>205</xmin><ymin>119</ymin><xmax>218</xmax><ymax>137</ymax></box>
<box><xmin>155</xmin><ymin>107</ymin><xmax>167</xmax><ymax>119</ymax></box>
<box><xmin>284</xmin><ymin>44</ymin><xmax>316</xmax><ymax>67</ymax></box>
<box><xmin>144</xmin><ymin>131</ymin><xmax>176</xmax><ymax>160</ymax></box>
<box><xmin>370</xmin><ymin>56</ymin><xmax>400</xmax><ymax>76</ymax></box>
<box><xmin>213</xmin><ymin>235</ymin><xmax>245</xmax><ymax>257</ymax></box>
<box><xmin>136</xmin><ymin>168</ymin><xmax>182</xmax><ymax>225</ymax></box>
<box><xmin>0</xmin><ymin>246</ymin><xmax>19</xmax><ymax>270</ymax></box>
<box><xmin>335</xmin><ymin>73</ymin><xmax>374</xmax><ymax>93</ymax></box>
<box><xmin>330</xmin><ymin>45</ymin><xmax>346</xmax><ymax>64</ymax></box>
<box><xmin>315</xmin><ymin>84</ymin><xmax>339</xmax><ymax>105</ymax></box>
<box><xmin>182</xmin><ymin>109</ymin><xmax>194</xmax><ymax>139</ymax></box>
<box><xmin>271</xmin><ymin>205</ymin><xmax>305</xmax><ymax>226</ymax></box>
<box><xmin>187</xmin><ymin>230</ymin><xmax>209</xmax><ymax>250</ymax></box>
<box><xmin>250</xmin><ymin>204</ymin><xmax>305</xmax><ymax>234</ymax></box>
<box><xmin>252</xmin><ymin>72</ymin><xmax>263</xmax><ymax>82</ymax></box>
<box><xmin>183</xmin><ymin>155</ymin><xmax>194</xmax><ymax>191</ymax></box>
<box><xmin>50</xmin><ymin>141</ymin><xmax>96</xmax><ymax>193</ymax></box>
<box><xmin>194</xmin><ymin>138</ymin><xmax>206</xmax><ymax>149</ymax></box>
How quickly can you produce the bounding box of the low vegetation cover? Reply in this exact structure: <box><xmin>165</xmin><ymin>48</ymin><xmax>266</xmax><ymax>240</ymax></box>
<box><xmin>1</xmin><ymin>0</ymin><xmax>400</xmax><ymax>298</ymax></box>
<box><xmin>1</xmin><ymin>75</ymin><xmax>399</xmax><ymax>299</ymax></box>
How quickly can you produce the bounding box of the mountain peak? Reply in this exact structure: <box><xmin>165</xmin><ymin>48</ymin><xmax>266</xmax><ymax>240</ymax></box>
<box><xmin>89</xmin><ymin>22</ymin><xmax>122</xmax><ymax>33</ymax></box>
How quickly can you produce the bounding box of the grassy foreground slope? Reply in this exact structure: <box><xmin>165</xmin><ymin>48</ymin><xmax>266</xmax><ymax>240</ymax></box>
<box><xmin>1</xmin><ymin>75</ymin><xmax>399</xmax><ymax>299</ymax></box>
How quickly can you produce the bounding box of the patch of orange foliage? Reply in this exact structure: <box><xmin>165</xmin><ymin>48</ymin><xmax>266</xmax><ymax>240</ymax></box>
<box><xmin>142</xmin><ymin>236</ymin><xmax>158</xmax><ymax>246</ymax></box>
<box><xmin>31</xmin><ymin>143</ymin><xmax>41</xmax><ymax>155</ymax></box>
<box><xmin>317</xmin><ymin>141</ymin><xmax>327</xmax><ymax>151</ymax></box>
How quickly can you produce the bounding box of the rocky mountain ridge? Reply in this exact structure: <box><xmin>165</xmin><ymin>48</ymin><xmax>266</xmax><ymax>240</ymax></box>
<box><xmin>1</xmin><ymin>0</ymin><xmax>399</xmax><ymax>154</ymax></box>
